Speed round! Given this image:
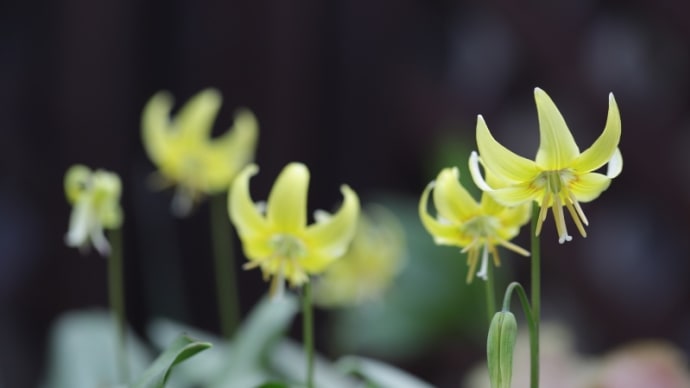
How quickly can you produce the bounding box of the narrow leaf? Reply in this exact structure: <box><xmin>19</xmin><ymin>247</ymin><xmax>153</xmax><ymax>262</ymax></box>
<box><xmin>131</xmin><ymin>334</ymin><xmax>212</xmax><ymax>388</ymax></box>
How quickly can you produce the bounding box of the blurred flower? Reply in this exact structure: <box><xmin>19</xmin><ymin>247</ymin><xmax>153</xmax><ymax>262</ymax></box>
<box><xmin>141</xmin><ymin>88</ymin><xmax>258</xmax><ymax>216</ymax></box>
<box><xmin>314</xmin><ymin>205</ymin><xmax>405</xmax><ymax>307</ymax></box>
<box><xmin>228</xmin><ymin>163</ymin><xmax>360</xmax><ymax>296</ymax></box>
<box><xmin>595</xmin><ymin>341</ymin><xmax>690</xmax><ymax>388</ymax></box>
<box><xmin>64</xmin><ymin>165</ymin><xmax>123</xmax><ymax>256</ymax></box>
<box><xmin>469</xmin><ymin>88</ymin><xmax>622</xmax><ymax>243</ymax></box>
<box><xmin>419</xmin><ymin>167</ymin><xmax>530</xmax><ymax>283</ymax></box>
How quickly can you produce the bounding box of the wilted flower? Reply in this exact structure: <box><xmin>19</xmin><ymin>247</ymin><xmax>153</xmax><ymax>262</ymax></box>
<box><xmin>142</xmin><ymin>88</ymin><xmax>258</xmax><ymax>216</ymax></box>
<box><xmin>228</xmin><ymin>163</ymin><xmax>360</xmax><ymax>296</ymax></box>
<box><xmin>470</xmin><ymin>88</ymin><xmax>622</xmax><ymax>243</ymax></box>
<box><xmin>314</xmin><ymin>205</ymin><xmax>405</xmax><ymax>307</ymax></box>
<box><xmin>419</xmin><ymin>167</ymin><xmax>530</xmax><ymax>283</ymax></box>
<box><xmin>64</xmin><ymin>165</ymin><xmax>123</xmax><ymax>256</ymax></box>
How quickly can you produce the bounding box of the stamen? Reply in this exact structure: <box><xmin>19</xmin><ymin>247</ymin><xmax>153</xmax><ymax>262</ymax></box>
<box><xmin>552</xmin><ymin>194</ymin><xmax>572</xmax><ymax>244</ymax></box>
<box><xmin>564</xmin><ymin>197</ymin><xmax>587</xmax><ymax>238</ymax></box>
<box><xmin>489</xmin><ymin>243</ymin><xmax>501</xmax><ymax>267</ymax></box>
<box><xmin>536</xmin><ymin>190</ymin><xmax>551</xmax><ymax>236</ymax></box>
<box><xmin>569</xmin><ymin>192</ymin><xmax>589</xmax><ymax>226</ymax></box>
<box><xmin>466</xmin><ymin>248</ymin><xmax>479</xmax><ymax>284</ymax></box>
<box><xmin>498</xmin><ymin>239</ymin><xmax>530</xmax><ymax>257</ymax></box>
<box><xmin>243</xmin><ymin>260</ymin><xmax>262</xmax><ymax>270</ymax></box>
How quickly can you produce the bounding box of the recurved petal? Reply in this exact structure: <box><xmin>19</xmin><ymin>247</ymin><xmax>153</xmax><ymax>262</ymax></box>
<box><xmin>175</xmin><ymin>88</ymin><xmax>222</xmax><ymax>141</ymax></box>
<box><xmin>267</xmin><ymin>163</ymin><xmax>309</xmax><ymax>231</ymax></box>
<box><xmin>141</xmin><ymin>91</ymin><xmax>174</xmax><ymax>164</ymax></box>
<box><xmin>476</xmin><ymin>115</ymin><xmax>540</xmax><ymax>183</ymax></box>
<box><xmin>419</xmin><ymin>182</ymin><xmax>465</xmax><ymax>246</ymax></box>
<box><xmin>204</xmin><ymin>108</ymin><xmax>259</xmax><ymax>192</ymax></box>
<box><xmin>534</xmin><ymin>88</ymin><xmax>579</xmax><ymax>169</ymax></box>
<box><xmin>304</xmin><ymin>185</ymin><xmax>360</xmax><ymax>258</ymax></box>
<box><xmin>572</xmin><ymin>93</ymin><xmax>622</xmax><ymax>174</ymax></box>
<box><xmin>228</xmin><ymin>164</ymin><xmax>268</xmax><ymax>238</ymax></box>
<box><xmin>488</xmin><ymin>184</ymin><xmax>540</xmax><ymax>207</ymax></box>
<box><xmin>64</xmin><ymin>164</ymin><xmax>91</xmax><ymax>204</ymax></box>
<box><xmin>570</xmin><ymin>172</ymin><xmax>611</xmax><ymax>203</ymax></box>
<box><xmin>433</xmin><ymin>167</ymin><xmax>480</xmax><ymax>223</ymax></box>
<box><xmin>607</xmin><ymin>148</ymin><xmax>623</xmax><ymax>178</ymax></box>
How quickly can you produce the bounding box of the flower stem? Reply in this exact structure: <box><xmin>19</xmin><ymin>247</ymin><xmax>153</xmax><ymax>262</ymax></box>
<box><xmin>107</xmin><ymin>228</ymin><xmax>128</xmax><ymax>384</ymax></box>
<box><xmin>485</xmin><ymin>259</ymin><xmax>496</xmax><ymax>324</ymax></box>
<box><xmin>501</xmin><ymin>281</ymin><xmax>539</xmax><ymax>388</ymax></box>
<box><xmin>530</xmin><ymin>204</ymin><xmax>541</xmax><ymax>388</ymax></box>
<box><xmin>302</xmin><ymin>282</ymin><xmax>315</xmax><ymax>388</ymax></box>
<box><xmin>210</xmin><ymin>193</ymin><xmax>240</xmax><ymax>339</ymax></box>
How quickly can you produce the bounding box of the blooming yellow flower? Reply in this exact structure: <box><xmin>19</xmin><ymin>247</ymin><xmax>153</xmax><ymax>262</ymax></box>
<box><xmin>64</xmin><ymin>164</ymin><xmax>123</xmax><ymax>256</ymax></box>
<box><xmin>142</xmin><ymin>88</ymin><xmax>258</xmax><ymax>216</ymax></box>
<box><xmin>419</xmin><ymin>167</ymin><xmax>531</xmax><ymax>283</ymax></box>
<box><xmin>314</xmin><ymin>205</ymin><xmax>405</xmax><ymax>307</ymax></box>
<box><xmin>470</xmin><ymin>88</ymin><xmax>622</xmax><ymax>243</ymax></box>
<box><xmin>228</xmin><ymin>163</ymin><xmax>360</xmax><ymax>296</ymax></box>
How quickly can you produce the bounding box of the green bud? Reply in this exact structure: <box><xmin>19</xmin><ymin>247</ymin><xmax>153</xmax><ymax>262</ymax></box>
<box><xmin>487</xmin><ymin>311</ymin><xmax>518</xmax><ymax>388</ymax></box>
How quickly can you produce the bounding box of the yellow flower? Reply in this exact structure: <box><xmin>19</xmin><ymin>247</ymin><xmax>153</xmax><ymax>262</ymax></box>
<box><xmin>314</xmin><ymin>205</ymin><xmax>405</xmax><ymax>307</ymax></box>
<box><xmin>470</xmin><ymin>88</ymin><xmax>622</xmax><ymax>243</ymax></box>
<box><xmin>228</xmin><ymin>163</ymin><xmax>360</xmax><ymax>296</ymax></box>
<box><xmin>419</xmin><ymin>167</ymin><xmax>531</xmax><ymax>283</ymax></box>
<box><xmin>64</xmin><ymin>165</ymin><xmax>123</xmax><ymax>256</ymax></box>
<box><xmin>142</xmin><ymin>88</ymin><xmax>258</xmax><ymax>216</ymax></box>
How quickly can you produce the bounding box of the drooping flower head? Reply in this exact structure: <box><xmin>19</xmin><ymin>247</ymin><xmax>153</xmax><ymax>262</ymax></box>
<box><xmin>419</xmin><ymin>167</ymin><xmax>531</xmax><ymax>283</ymax></box>
<box><xmin>314</xmin><ymin>205</ymin><xmax>405</xmax><ymax>307</ymax></box>
<box><xmin>470</xmin><ymin>88</ymin><xmax>622</xmax><ymax>243</ymax></box>
<box><xmin>229</xmin><ymin>163</ymin><xmax>360</xmax><ymax>296</ymax></box>
<box><xmin>142</xmin><ymin>89</ymin><xmax>258</xmax><ymax>216</ymax></box>
<box><xmin>64</xmin><ymin>164</ymin><xmax>123</xmax><ymax>256</ymax></box>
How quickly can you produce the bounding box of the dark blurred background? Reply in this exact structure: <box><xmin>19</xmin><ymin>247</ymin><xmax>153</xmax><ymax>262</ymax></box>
<box><xmin>2</xmin><ymin>0</ymin><xmax>690</xmax><ymax>386</ymax></box>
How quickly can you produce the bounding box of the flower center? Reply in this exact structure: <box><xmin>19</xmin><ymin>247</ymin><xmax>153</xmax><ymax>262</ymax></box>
<box><xmin>247</xmin><ymin>234</ymin><xmax>309</xmax><ymax>296</ymax></box>
<box><xmin>535</xmin><ymin>170</ymin><xmax>588</xmax><ymax>243</ymax></box>
<box><xmin>269</xmin><ymin>234</ymin><xmax>306</xmax><ymax>260</ymax></box>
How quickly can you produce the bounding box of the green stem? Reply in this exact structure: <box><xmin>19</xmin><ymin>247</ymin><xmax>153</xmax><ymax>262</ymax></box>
<box><xmin>210</xmin><ymin>193</ymin><xmax>240</xmax><ymax>339</ymax></box>
<box><xmin>302</xmin><ymin>282</ymin><xmax>315</xmax><ymax>388</ymax></box>
<box><xmin>107</xmin><ymin>228</ymin><xmax>128</xmax><ymax>384</ymax></box>
<box><xmin>502</xmin><ymin>282</ymin><xmax>539</xmax><ymax>388</ymax></box>
<box><xmin>530</xmin><ymin>205</ymin><xmax>541</xmax><ymax>388</ymax></box>
<box><xmin>485</xmin><ymin>258</ymin><xmax>496</xmax><ymax>324</ymax></box>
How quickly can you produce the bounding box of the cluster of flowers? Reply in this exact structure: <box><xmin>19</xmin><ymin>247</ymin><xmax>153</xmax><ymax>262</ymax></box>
<box><xmin>64</xmin><ymin>88</ymin><xmax>403</xmax><ymax>305</ymax></box>
<box><xmin>420</xmin><ymin>88</ymin><xmax>622</xmax><ymax>282</ymax></box>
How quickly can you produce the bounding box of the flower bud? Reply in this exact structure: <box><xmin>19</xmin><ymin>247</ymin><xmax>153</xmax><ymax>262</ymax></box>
<box><xmin>487</xmin><ymin>311</ymin><xmax>518</xmax><ymax>388</ymax></box>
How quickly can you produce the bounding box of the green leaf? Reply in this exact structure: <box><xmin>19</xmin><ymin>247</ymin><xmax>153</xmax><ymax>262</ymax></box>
<box><xmin>335</xmin><ymin>356</ymin><xmax>434</xmax><ymax>388</ymax></box>
<box><xmin>131</xmin><ymin>334</ymin><xmax>211</xmax><ymax>388</ymax></box>
<box><xmin>42</xmin><ymin>310</ymin><xmax>151</xmax><ymax>388</ymax></box>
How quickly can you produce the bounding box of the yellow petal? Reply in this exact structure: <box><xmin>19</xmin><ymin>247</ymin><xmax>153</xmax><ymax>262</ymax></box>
<box><xmin>433</xmin><ymin>167</ymin><xmax>479</xmax><ymax>223</ymax></box>
<box><xmin>141</xmin><ymin>91</ymin><xmax>174</xmax><ymax>165</ymax></box>
<box><xmin>267</xmin><ymin>163</ymin><xmax>309</xmax><ymax>231</ymax></box>
<box><xmin>572</xmin><ymin>93</ymin><xmax>621</xmax><ymax>173</ymax></box>
<box><xmin>476</xmin><ymin>115</ymin><xmax>540</xmax><ymax>183</ymax></box>
<box><xmin>534</xmin><ymin>88</ymin><xmax>580</xmax><ymax>169</ymax></box>
<box><xmin>569</xmin><ymin>172</ymin><xmax>611</xmax><ymax>203</ymax></box>
<box><xmin>419</xmin><ymin>182</ymin><xmax>467</xmax><ymax>246</ymax></box>
<box><xmin>488</xmin><ymin>184</ymin><xmax>540</xmax><ymax>207</ymax></box>
<box><xmin>203</xmin><ymin>108</ymin><xmax>259</xmax><ymax>192</ymax></box>
<box><xmin>228</xmin><ymin>164</ymin><xmax>269</xmax><ymax>239</ymax></box>
<box><xmin>304</xmin><ymin>184</ymin><xmax>360</xmax><ymax>259</ymax></box>
<box><xmin>174</xmin><ymin>88</ymin><xmax>222</xmax><ymax>142</ymax></box>
<box><xmin>64</xmin><ymin>164</ymin><xmax>91</xmax><ymax>204</ymax></box>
